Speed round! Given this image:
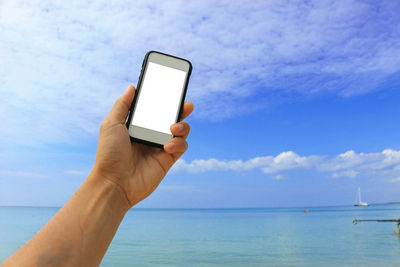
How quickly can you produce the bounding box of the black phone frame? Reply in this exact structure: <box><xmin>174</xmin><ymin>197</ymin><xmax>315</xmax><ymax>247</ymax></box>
<box><xmin>125</xmin><ymin>51</ymin><xmax>192</xmax><ymax>149</ymax></box>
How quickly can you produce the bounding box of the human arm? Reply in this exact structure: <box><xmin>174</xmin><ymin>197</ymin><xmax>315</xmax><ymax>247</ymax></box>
<box><xmin>2</xmin><ymin>85</ymin><xmax>193</xmax><ymax>266</ymax></box>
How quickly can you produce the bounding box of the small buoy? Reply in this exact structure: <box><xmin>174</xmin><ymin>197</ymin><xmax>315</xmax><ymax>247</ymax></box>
<box><xmin>303</xmin><ymin>209</ymin><xmax>309</xmax><ymax>213</ymax></box>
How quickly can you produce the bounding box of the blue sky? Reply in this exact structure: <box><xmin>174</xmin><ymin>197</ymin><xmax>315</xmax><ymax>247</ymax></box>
<box><xmin>0</xmin><ymin>0</ymin><xmax>400</xmax><ymax>208</ymax></box>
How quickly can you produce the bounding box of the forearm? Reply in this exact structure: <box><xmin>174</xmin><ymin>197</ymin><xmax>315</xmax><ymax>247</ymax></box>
<box><xmin>3</xmin><ymin>171</ymin><xmax>130</xmax><ymax>267</ymax></box>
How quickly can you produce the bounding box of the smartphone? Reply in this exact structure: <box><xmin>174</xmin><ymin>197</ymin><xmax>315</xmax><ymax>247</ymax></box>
<box><xmin>126</xmin><ymin>51</ymin><xmax>192</xmax><ymax>148</ymax></box>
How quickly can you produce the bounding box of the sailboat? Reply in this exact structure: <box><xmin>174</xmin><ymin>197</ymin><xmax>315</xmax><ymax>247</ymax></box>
<box><xmin>354</xmin><ymin>187</ymin><xmax>369</xmax><ymax>207</ymax></box>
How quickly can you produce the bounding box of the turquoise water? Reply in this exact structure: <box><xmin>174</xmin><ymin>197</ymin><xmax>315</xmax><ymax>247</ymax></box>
<box><xmin>1</xmin><ymin>205</ymin><xmax>400</xmax><ymax>266</ymax></box>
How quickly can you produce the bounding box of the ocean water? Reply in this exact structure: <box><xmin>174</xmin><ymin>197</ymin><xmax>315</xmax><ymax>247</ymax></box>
<box><xmin>1</xmin><ymin>205</ymin><xmax>400</xmax><ymax>266</ymax></box>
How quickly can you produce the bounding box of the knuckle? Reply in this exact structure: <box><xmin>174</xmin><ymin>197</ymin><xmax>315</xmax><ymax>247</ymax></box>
<box><xmin>115</xmin><ymin>97</ymin><xmax>122</xmax><ymax>106</ymax></box>
<box><xmin>113</xmin><ymin>98</ymin><xmax>123</xmax><ymax>110</ymax></box>
<box><xmin>100</xmin><ymin>120</ymin><xmax>109</xmax><ymax>131</ymax></box>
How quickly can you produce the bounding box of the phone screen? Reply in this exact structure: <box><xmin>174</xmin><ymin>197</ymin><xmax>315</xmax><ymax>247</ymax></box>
<box><xmin>131</xmin><ymin>62</ymin><xmax>187</xmax><ymax>134</ymax></box>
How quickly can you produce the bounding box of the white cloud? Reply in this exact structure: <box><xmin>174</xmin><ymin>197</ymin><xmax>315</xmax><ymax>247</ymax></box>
<box><xmin>331</xmin><ymin>170</ymin><xmax>358</xmax><ymax>179</ymax></box>
<box><xmin>173</xmin><ymin>151</ymin><xmax>322</xmax><ymax>174</ymax></box>
<box><xmin>1</xmin><ymin>0</ymin><xmax>400</xmax><ymax>146</ymax></box>
<box><xmin>65</xmin><ymin>169</ymin><xmax>89</xmax><ymax>176</ymax></box>
<box><xmin>173</xmin><ymin>149</ymin><xmax>400</xmax><ymax>180</ymax></box>
<box><xmin>388</xmin><ymin>177</ymin><xmax>400</xmax><ymax>183</ymax></box>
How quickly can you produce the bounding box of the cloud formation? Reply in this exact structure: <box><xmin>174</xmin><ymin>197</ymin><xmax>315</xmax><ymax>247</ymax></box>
<box><xmin>173</xmin><ymin>149</ymin><xmax>400</xmax><ymax>180</ymax></box>
<box><xmin>65</xmin><ymin>169</ymin><xmax>89</xmax><ymax>176</ymax></box>
<box><xmin>1</xmin><ymin>0</ymin><xmax>400</xmax><ymax>145</ymax></box>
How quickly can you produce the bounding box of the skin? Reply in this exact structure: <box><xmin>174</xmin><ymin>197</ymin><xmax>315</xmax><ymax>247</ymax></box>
<box><xmin>1</xmin><ymin>85</ymin><xmax>194</xmax><ymax>267</ymax></box>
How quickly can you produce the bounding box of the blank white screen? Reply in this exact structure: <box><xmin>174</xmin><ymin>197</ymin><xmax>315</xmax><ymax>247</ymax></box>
<box><xmin>131</xmin><ymin>62</ymin><xmax>187</xmax><ymax>134</ymax></box>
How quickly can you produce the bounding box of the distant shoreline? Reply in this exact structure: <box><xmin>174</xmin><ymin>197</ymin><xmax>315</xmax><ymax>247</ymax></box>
<box><xmin>1</xmin><ymin>202</ymin><xmax>400</xmax><ymax>210</ymax></box>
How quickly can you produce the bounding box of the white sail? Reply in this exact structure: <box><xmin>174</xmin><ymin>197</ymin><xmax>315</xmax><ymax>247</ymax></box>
<box><xmin>354</xmin><ymin>187</ymin><xmax>368</xmax><ymax>207</ymax></box>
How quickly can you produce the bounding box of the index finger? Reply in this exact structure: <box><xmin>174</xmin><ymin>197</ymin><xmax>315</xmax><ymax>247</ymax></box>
<box><xmin>180</xmin><ymin>102</ymin><xmax>194</xmax><ymax>121</ymax></box>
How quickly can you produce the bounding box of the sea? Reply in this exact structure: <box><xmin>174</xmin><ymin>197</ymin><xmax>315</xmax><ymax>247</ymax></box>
<box><xmin>1</xmin><ymin>205</ymin><xmax>400</xmax><ymax>266</ymax></box>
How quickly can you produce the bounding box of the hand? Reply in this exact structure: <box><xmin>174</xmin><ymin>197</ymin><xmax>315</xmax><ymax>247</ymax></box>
<box><xmin>93</xmin><ymin>85</ymin><xmax>193</xmax><ymax>207</ymax></box>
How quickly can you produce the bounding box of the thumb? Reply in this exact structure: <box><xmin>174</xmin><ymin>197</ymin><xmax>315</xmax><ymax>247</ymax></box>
<box><xmin>107</xmin><ymin>85</ymin><xmax>136</xmax><ymax>124</ymax></box>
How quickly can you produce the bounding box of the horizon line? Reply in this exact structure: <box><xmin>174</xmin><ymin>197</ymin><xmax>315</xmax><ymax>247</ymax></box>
<box><xmin>1</xmin><ymin>202</ymin><xmax>400</xmax><ymax>210</ymax></box>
